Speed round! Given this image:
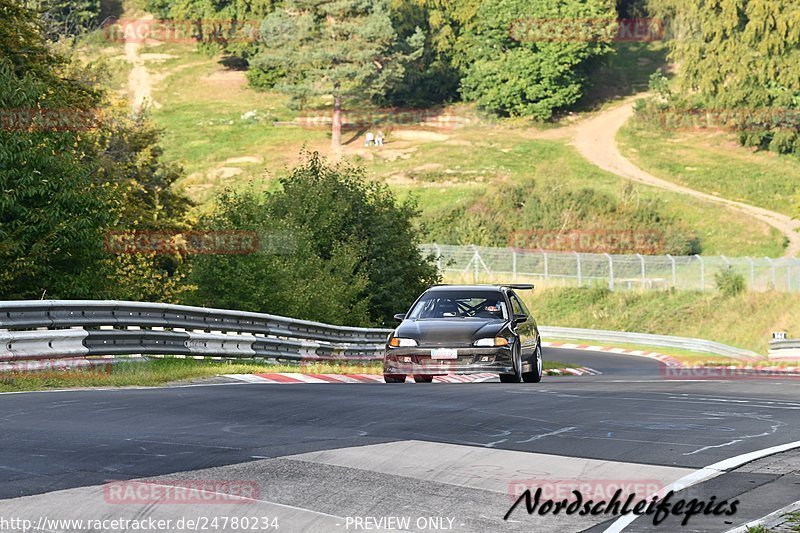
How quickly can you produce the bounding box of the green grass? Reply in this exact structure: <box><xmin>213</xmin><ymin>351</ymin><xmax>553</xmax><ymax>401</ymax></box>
<box><xmin>0</xmin><ymin>358</ymin><xmax>573</xmax><ymax>392</ymax></box>
<box><xmin>78</xmin><ymin>33</ymin><xmax>785</xmax><ymax>257</ymax></box>
<box><xmin>784</xmin><ymin>511</ymin><xmax>800</xmax><ymax>532</ymax></box>
<box><xmin>0</xmin><ymin>359</ymin><xmax>382</xmax><ymax>392</ymax></box>
<box><xmin>618</xmin><ymin>117</ymin><xmax>800</xmax><ymax>217</ymax></box>
<box><xmin>522</xmin><ymin>287</ymin><xmax>800</xmax><ymax>355</ymax></box>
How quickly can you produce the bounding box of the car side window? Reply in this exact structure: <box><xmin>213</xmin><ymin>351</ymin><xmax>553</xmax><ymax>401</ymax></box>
<box><xmin>509</xmin><ymin>292</ymin><xmax>525</xmax><ymax>317</ymax></box>
<box><xmin>514</xmin><ymin>292</ymin><xmax>532</xmax><ymax>317</ymax></box>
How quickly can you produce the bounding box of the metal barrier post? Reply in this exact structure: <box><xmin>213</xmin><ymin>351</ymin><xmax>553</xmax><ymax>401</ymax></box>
<box><xmin>765</xmin><ymin>257</ymin><xmax>776</xmax><ymax>288</ymax></box>
<box><xmin>666</xmin><ymin>254</ymin><xmax>676</xmax><ymax>287</ymax></box>
<box><xmin>605</xmin><ymin>253</ymin><xmax>614</xmax><ymax>290</ymax></box>
<box><xmin>695</xmin><ymin>255</ymin><xmax>705</xmax><ymax>291</ymax></box>
<box><xmin>637</xmin><ymin>254</ymin><xmax>645</xmax><ymax>287</ymax></box>
<box><xmin>543</xmin><ymin>251</ymin><xmax>549</xmax><ymax>281</ymax></box>
<box><xmin>512</xmin><ymin>250</ymin><xmax>517</xmax><ymax>281</ymax></box>
<box><xmin>574</xmin><ymin>252</ymin><xmax>582</xmax><ymax>287</ymax></box>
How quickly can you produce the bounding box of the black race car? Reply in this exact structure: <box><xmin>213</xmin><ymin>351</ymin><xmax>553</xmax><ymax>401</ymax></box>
<box><xmin>383</xmin><ymin>284</ymin><xmax>543</xmax><ymax>383</ymax></box>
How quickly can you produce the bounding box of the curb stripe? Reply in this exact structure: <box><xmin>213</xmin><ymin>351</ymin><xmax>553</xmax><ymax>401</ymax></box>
<box><xmin>227</xmin><ymin>369</ymin><xmax>599</xmax><ymax>384</ymax></box>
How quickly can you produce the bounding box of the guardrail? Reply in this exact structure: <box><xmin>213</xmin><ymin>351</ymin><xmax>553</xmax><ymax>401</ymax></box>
<box><xmin>539</xmin><ymin>326</ymin><xmax>760</xmax><ymax>361</ymax></box>
<box><xmin>0</xmin><ymin>301</ymin><xmax>763</xmax><ymax>369</ymax></box>
<box><xmin>0</xmin><ymin>300</ymin><xmax>393</xmax><ymax>366</ymax></box>
<box><xmin>768</xmin><ymin>338</ymin><xmax>800</xmax><ymax>360</ymax></box>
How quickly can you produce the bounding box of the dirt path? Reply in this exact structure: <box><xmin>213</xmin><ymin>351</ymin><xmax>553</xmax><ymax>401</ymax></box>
<box><xmin>124</xmin><ymin>14</ymin><xmax>154</xmax><ymax>112</ymax></box>
<box><xmin>572</xmin><ymin>95</ymin><xmax>800</xmax><ymax>258</ymax></box>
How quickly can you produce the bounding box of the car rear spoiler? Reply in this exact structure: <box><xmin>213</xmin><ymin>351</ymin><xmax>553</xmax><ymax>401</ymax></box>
<box><xmin>427</xmin><ymin>283</ymin><xmax>535</xmax><ymax>290</ymax></box>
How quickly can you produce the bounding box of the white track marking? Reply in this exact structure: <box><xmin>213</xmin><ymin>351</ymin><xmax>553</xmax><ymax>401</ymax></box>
<box><xmin>604</xmin><ymin>439</ymin><xmax>800</xmax><ymax>532</ymax></box>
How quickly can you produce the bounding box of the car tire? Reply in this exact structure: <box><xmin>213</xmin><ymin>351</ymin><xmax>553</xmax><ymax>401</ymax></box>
<box><xmin>522</xmin><ymin>342</ymin><xmax>543</xmax><ymax>383</ymax></box>
<box><xmin>413</xmin><ymin>375</ymin><xmax>434</xmax><ymax>383</ymax></box>
<box><xmin>499</xmin><ymin>346</ymin><xmax>522</xmax><ymax>383</ymax></box>
<box><xmin>384</xmin><ymin>374</ymin><xmax>406</xmax><ymax>383</ymax></box>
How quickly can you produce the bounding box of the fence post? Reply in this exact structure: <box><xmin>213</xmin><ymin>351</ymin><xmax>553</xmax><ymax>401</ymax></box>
<box><xmin>637</xmin><ymin>254</ymin><xmax>645</xmax><ymax>287</ymax></box>
<box><xmin>605</xmin><ymin>253</ymin><xmax>614</xmax><ymax>290</ymax></box>
<box><xmin>746</xmin><ymin>257</ymin><xmax>755</xmax><ymax>288</ymax></box>
<box><xmin>543</xmin><ymin>251</ymin><xmax>549</xmax><ymax>281</ymax></box>
<box><xmin>433</xmin><ymin>244</ymin><xmax>442</xmax><ymax>273</ymax></box>
<box><xmin>666</xmin><ymin>254</ymin><xmax>676</xmax><ymax>288</ymax></box>
<box><xmin>695</xmin><ymin>255</ymin><xmax>704</xmax><ymax>291</ymax></box>
<box><xmin>765</xmin><ymin>257</ymin><xmax>776</xmax><ymax>288</ymax></box>
<box><xmin>574</xmin><ymin>252</ymin><xmax>582</xmax><ymax>287</ymax></box>
<box><xmin>786</xmin><ymin>260</ymin><xmax>791</xmax><ymax>291</ymax></box>
<box><xmin>512</xmin><ymin>250</ymin><xmax>517</xmax><ymax>282</ymax></box>
<box><xmin>797</xmin><ymin>259</ymin><xmax>800</xmax><ymax>293</ymax></box>
<box><xmin>473</xmin><ymin>249</ymin><xmax>480</xmax><ymax>283</ymax></box>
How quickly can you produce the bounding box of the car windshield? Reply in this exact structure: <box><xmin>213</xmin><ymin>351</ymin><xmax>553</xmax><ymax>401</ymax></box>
<box><xmin>407</xmin><ymin>290</ymin><xmax>508</xmax><ymax>320</ymax></box>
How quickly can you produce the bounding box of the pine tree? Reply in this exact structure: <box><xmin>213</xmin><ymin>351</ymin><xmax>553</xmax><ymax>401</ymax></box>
<box><xmin>251</xmin><ymin>0</ymin><xmax>422</xmax><ymax>149</ymax></box>
<box><xmin>650</xmin><ymin>0</ymin><xmax>800</xmax><ymax>109</ymax></box>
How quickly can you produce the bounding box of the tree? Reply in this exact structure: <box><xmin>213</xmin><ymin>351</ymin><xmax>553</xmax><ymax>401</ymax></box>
<box><xmin>649</xmin><ymin>0</ymin><xmax>800</xmax><ymax>108</ymax></box>
<box><xmin>189</xmin><ymin>153</ymin><xmax>439</xmax><ymax>325</ymax></box>
<box><xmin>94</xmin><ymin>100</ymin><xmax>195</xmax><ymax>303</ymax></box>
<box><xmin>0</xmin><ymin>0</ymin><xmax>194</xmax><ymax>301</ymax></box>
<box><xmin>648</xmin><ymin>0</ymin><xmax>800</xmax><ymax>153</ymax></box>
<box><xmin>267</xmin><ymin>152</ymin><xmax>439</xmax><ymax>323</ymax></box>
<box><xmin>458</xmin><ymin>0</ymin><xmax>617</xmax><ymax>119</ymax></box>
<box><xmin>0</xmin><ymin>0</ymin><xmax>111</xmax><ymax>299</ymax></box>
<box><xmin>25</xmin><ymin>0</ymin><xmax>102</xmax><ymax>39</ymax></box>
<box><xmin>188</xmin><ymin>187</ymin><xmax>373</xmax><ymax>325</ymax></box>
<box><xmin>251</xmin><ymin>0</ymin><xmax>422</xmax><ymax>149</ymax></box>
<box><xmin>380</xmin><ymin>0</ymin><xmax>467</xmax><ymax>105</ymax></box>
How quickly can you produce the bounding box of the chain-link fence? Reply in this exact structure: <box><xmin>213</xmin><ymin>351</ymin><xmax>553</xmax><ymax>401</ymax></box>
<box><xmin>420</xmin><ymin>244</ymin><xmax>800</xmax><ymax>292</ymax></box>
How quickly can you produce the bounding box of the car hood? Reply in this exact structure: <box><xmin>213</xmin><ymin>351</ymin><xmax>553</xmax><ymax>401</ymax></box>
<box><xmin>395</xmin><ymin>319</ymin><xmax>507</xmax><ymax>347</ymax></box>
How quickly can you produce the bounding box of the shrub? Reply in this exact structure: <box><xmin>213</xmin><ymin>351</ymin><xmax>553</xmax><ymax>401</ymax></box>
<box><xmin>714</xmin><ymin>267</ymin><xmax>746</xmax><ymax>297</ymax></box>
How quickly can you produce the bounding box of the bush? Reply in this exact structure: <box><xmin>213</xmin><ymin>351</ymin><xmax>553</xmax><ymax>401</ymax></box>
<box><xmin>458</xmin><ymin>0</ymin><xmax>616</xmax><ymax>120</ymax></box>
<box><xmin>189</xmin><ymin>152</ymin><xmax>440</xmax><ymax>326</ymax></box>
<box><xmin>714</xmin><ymin>267</ymin><xmax>746</xmax><ymax>297</ymax></box>
<box><xmin>769</xmin><ymin>130</ymin><xmax>797</xmax><ymax>155</ymax></box>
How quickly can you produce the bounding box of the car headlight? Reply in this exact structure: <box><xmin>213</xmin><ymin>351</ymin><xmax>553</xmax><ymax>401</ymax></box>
<box><xmin>473</xmin><ymin>337</ymin><xmax>509</xmax><ymax>347</ymax></box>
<box><xmin>388</xmin><ymin>337</ymin><xmax>418</xmax><ymax>347</ymax></box>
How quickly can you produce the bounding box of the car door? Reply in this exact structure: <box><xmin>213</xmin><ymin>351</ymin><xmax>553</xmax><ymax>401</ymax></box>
<box><xmin>507</xmin><ymin>290</ymin><xmax>536</xmax><ymax>360</ymax></box>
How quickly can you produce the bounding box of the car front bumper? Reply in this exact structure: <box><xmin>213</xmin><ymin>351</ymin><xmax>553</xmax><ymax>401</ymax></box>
<box><xmin>383</xmin><ymin>346</ymin><xmax>514</xmax><ymax>375</ymax></box>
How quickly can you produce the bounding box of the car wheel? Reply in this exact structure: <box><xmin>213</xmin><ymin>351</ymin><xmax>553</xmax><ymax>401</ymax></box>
<box><xmin>384</xmin><ymin>374</ymin><xmax>406</xmax><ymax>383</ymax></box>
<box><xmin>499</xmin><ymin>346</ymin><xmax>522</xmax><ymax>383</ymax></box>
<box><xmin>413</xmin><ymin>375</ymin><xmax>434</xmax><ymax>383</ymax></box>
<box><xmin>522</xmin><ymin>341</ymin><xmax>543</xmax><ymax>383</ymax></box>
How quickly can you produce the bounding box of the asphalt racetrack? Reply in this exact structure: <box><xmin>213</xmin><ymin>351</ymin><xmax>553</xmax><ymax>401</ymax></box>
<box><xmin>1</xmin><ymin>348</ymin><xmax>799</xmax><ymax>532</ymax></box>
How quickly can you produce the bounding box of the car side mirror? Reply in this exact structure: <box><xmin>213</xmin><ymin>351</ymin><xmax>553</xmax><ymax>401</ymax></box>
<box><xmin>394</xmin><ymin>313</ymin><xmax>406</xmax><ymax>322</ymax></box>
<box><xmin>512</xmin><ymin>313</ymin><xmax>528</xmax><ymax>325</ymax></box>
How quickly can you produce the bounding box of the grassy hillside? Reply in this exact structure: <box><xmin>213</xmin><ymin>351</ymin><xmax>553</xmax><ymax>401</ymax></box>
<box><xmin>618</xmin><ymin>117</ymin><xmax>800</xmax><ymax>217</ymax></box>
<box><xmin>79</xmin><ymin>31</ymin><xmax>785</xmax><ymax>257</ymax></box>
<box><xmin>522</xmin><ymin>287</ymin><xmax>800</xmax><ymax>354</ymax></box>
